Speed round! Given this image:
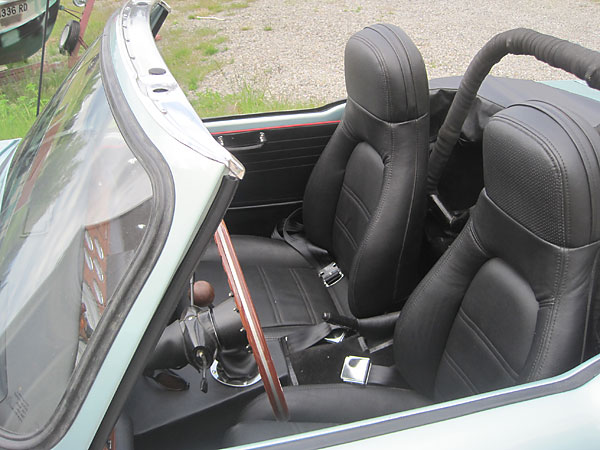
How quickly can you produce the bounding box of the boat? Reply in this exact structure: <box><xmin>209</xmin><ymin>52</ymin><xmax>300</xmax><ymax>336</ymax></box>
<box><xmin>0</xmin><ymin>0</ymin><xmax>59</xmax><ymax>64</ymax></box>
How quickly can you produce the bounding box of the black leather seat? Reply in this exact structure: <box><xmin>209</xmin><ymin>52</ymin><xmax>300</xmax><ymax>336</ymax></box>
<box><xmin>224</xmin><ymin>100</ymin><xmax>600</xmax><ymax>445</ymax></box>
<box><xmin>198</xmin><ymin>24</ymin><xmax>429</xmax><ymax>335</ymax></box>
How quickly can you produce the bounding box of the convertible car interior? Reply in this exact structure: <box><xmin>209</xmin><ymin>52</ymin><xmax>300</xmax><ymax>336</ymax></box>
<box><xmin>122</xmin><ymin>20</ymin><xmax>600</xmax><ymax>450</ymax></box>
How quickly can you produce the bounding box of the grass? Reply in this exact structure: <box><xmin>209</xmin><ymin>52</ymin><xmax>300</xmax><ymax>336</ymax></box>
<box><xmin>202</xmin><ymin>44</ymin><xmax>220</xmax><ymax>56</ymax></box>
<box><xmin>0</xmin><ymin>83</ymin><xmax>47</xmax><ymax>138</ymax></box>
<box><xmin>0</xmin><ymin>64</ymin><xmax>72</xmax><ymax>139</ymax></box>
<box><xmin>0</xmin><ymin>0</ymin><xmax>318</xmax><ymax>140</ymax></box>
<box><xmin>191</xmin><ymin>83</ymin><xmax>318</xmax><ymax>117</ymax></box>
<box><xmin>156</xmin><ymin>25</ymin><xmax>225</xmax><ymax>93</ymax></box>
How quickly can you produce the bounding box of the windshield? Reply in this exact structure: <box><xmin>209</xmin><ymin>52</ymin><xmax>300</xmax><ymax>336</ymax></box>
<box><xmin>0</xmin><ymin>40</ymin><xmax>154</xmax><ymax>435</ymax></box>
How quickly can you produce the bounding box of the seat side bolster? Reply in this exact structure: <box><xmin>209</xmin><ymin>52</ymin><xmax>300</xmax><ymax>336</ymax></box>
<box><xmin>394</xmin><ymin>220</ymin><xmax>490</xmax><ymax>397</ymax></box>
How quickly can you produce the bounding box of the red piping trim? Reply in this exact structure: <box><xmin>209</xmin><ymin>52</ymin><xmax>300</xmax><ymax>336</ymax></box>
<box><xmin>210</xmin><ymin>120</ymin><xmax>340</xmax><ymax>135</ymax></box>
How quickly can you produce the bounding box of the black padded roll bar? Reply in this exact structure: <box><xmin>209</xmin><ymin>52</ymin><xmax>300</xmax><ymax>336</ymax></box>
<box><xmin>427</xmin><ymin>28</ymin><xmax>600</xmax><ymax>196</ymax></box>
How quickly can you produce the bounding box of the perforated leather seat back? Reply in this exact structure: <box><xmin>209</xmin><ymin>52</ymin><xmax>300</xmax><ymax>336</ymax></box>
<box><xmin>395</xmin><ymin>101</ymin><xmax>600</xmax><ymax>401</ymax></box>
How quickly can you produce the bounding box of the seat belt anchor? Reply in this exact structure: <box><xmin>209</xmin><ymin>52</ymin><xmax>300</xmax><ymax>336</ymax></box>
<box><xmin>319</xmin><ymin>262</ymin><xmax>344</xmax><ymax>287</ymax></box>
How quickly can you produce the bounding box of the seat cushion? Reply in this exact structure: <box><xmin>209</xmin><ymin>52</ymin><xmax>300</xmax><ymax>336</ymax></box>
<box><xmin>196</xmin><ymin>235</ymin><xmax>349</xmax><ymax>336</ymax></box>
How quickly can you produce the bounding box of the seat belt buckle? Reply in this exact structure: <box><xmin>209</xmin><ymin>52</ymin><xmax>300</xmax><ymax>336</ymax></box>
<box><xmin>340</xmin><ymin>356</ymin><xmax>371</xmax><ymax>385</ymax></box>
<box><xmin>319</xmin><ymin>262</ymin><xmax>344</xmax><ymax>287</ymax></box>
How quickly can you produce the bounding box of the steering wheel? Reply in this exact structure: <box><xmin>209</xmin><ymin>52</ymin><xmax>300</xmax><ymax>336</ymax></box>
<box><xmin>213</xmin><ymin>220</ymin><xmax>289</xmax><ymax>422</ymax></box>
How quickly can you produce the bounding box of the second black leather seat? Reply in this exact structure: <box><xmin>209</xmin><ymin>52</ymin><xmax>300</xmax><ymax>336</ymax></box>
<box><xmin>198</xmin><ymin>24</ymin><xmax>429</xmax><ymax>334</ymax></box>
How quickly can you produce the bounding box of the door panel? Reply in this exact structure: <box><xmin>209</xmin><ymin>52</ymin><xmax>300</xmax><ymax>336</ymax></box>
<box><xmin>206</xmin><ymin>104</ymin><xmax>344</xmax><ymax>235</ymax></box>
<box><xmin>218</xmin><ymin>122</ymin><xmax>339</xmax><ymax>208</ymax></box>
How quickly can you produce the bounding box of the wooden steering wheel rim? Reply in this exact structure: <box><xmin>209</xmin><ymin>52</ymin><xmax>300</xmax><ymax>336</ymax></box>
<box><xmin>214</xmin><ymin>221</ymin><xmax>289</xmax><ymax>421</ymax></box>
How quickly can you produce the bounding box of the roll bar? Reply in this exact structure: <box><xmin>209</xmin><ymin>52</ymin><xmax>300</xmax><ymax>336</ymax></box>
<box><xmin>427</xmin><ymin>28</ymin><xmax>600</xmax><ymax>197</ymax></box>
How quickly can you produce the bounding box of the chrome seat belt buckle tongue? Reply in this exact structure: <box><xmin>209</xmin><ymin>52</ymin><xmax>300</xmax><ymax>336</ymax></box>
<box><xmin>340</xmin><ymin>356</ymin><xmax>371</xmax><ymax>385</ymax></box>
<box><xmin>319</xmin><ymin>262</ymin><xmax>344</xmax><ymax>287</ymax></box>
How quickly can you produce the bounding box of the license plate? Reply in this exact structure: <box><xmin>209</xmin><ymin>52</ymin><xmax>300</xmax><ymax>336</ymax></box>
<box><xmin>0</xmin><ymin>1</ymin><xmax>29</xmax><ymax>28</ymax></box>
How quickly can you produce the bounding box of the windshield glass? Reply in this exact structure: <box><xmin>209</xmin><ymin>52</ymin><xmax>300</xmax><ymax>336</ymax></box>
<box><xmin>0</xmin><ymin>40</ymin><xmax>154</xmax><ymax>435</ymax></box>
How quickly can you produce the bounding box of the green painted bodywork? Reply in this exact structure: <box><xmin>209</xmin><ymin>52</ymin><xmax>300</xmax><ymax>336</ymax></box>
<box><xmin>204</xmin><ymin>101</ymin><xmax>346</xmax><ymax>134</ymax></box>
<box><xmin>542</xmin><ymin>80</ymin><xmax>600</xmax><ymax>103</ymax></box>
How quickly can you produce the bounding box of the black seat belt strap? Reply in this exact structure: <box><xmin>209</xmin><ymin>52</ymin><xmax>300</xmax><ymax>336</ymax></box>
<box><xmin>367</xmin><ymin>365</ymin><xmax>402</xmax><ymax>387</ymax></box>
<box><xmin>273</xmin><ymin>207</ymin><xmax>344</xmax><ymax>287</ymax></box>
<box><xmin>280</xmin><ymin>321</ymin><xmax>338</xmax><ymax>353</ymax></box>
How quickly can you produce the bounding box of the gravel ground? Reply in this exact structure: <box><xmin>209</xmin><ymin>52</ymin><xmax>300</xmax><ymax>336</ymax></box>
<box><xmin>196</xmin><ymin>0</ymin><xmax>600</xmax><ymax>103</ymax></box>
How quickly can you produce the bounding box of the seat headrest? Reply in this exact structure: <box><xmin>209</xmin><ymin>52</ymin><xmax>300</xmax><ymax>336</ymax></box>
<box><xmin>344</xmin><ymin>24</ymin><xmax>428</xmax><ymax>123</ymax></box>
<box><xmin>483</xmin><ymin>100</ymin><xmax>600</xmax><ymax>248</ymax></box>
